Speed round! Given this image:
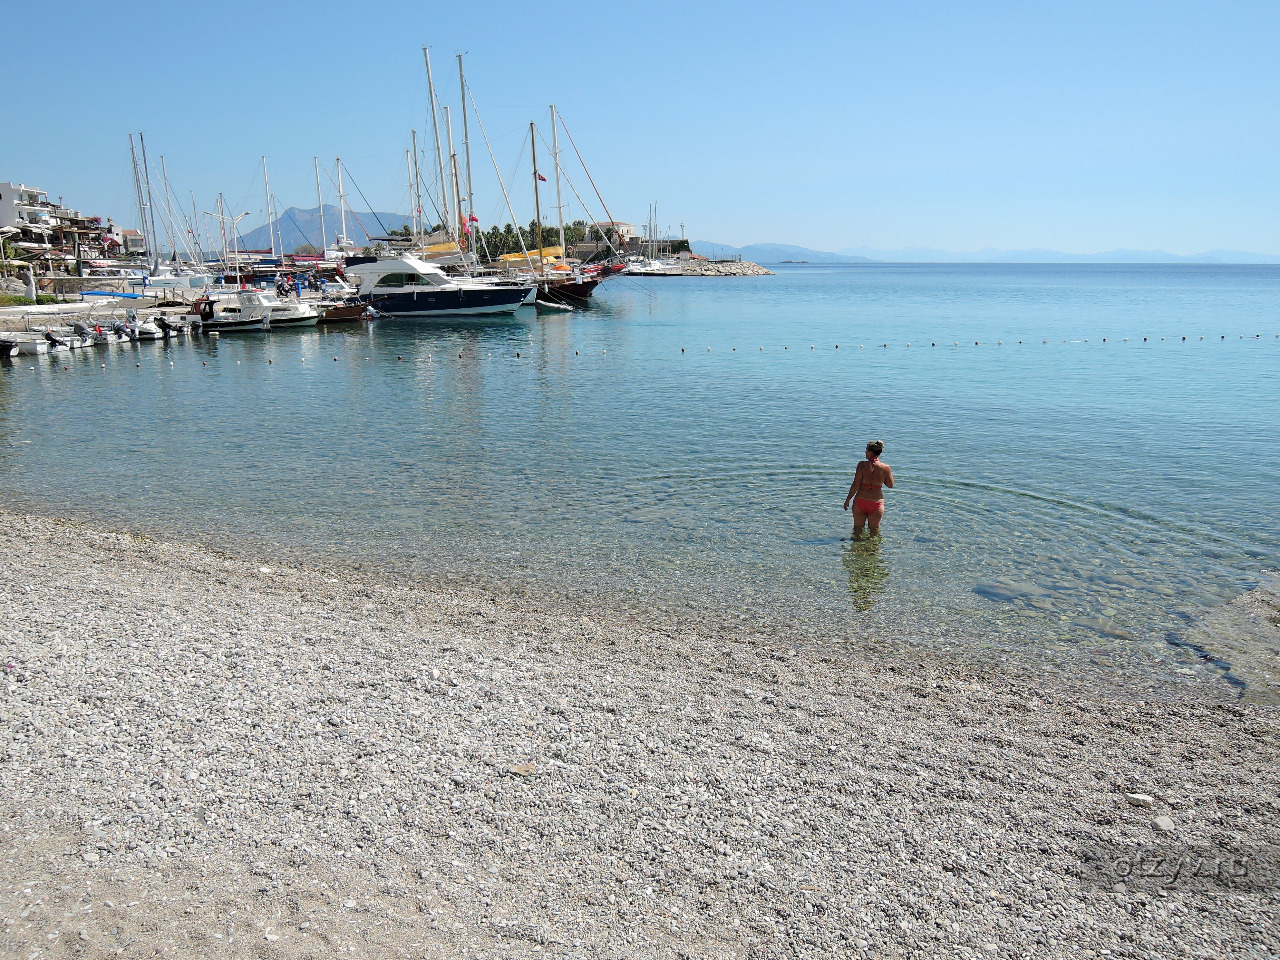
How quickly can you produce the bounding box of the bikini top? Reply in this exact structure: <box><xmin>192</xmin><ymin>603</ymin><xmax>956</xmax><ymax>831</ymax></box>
<box><xmin>861</xmin><ymin>459</ymin><xmax>883</xmax><ymax>492</ymax></box>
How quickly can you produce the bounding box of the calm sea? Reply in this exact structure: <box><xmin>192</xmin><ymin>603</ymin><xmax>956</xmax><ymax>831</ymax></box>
<box><xmin>3</xmin><ymin>264</ymin><xmax>1277</xmax><ymax>692</ymax></box>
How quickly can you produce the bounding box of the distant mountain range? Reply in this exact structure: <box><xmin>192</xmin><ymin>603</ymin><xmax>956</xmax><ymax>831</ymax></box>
<box><xmin>238</xmin><ymin>205</ymin><xmax>412</xmax><ymax>252</ymax></box>
<box><xmin>691</xmin><ymin>241</ymin><xmax>873</xmax><ymax>263</ymax></box>
<box><xmin>840</xmin><ymin>246</ymin><xmax>1280</xmax><ymax>264</ymax></box>
<box><xmin>693</xmin><ymin>240</ymin><xmax>1280</xmax><ymax>265</ymax></box>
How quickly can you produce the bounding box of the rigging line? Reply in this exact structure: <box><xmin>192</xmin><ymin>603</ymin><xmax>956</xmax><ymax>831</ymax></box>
<box><xmin>414</xmin><ymin>144</ymin><xmax>445</xmax><ymax>228</ymax></box>
<box><xmin>557</xmin><ymin>112</ymin><xmax>623</xmax><ymax>251</ymax></box>
<box><xmin>281</xmin><ymin>201</ymin><xmax>319</xmax><ymax>253</ymax></box>
<box><xmin>340</xmin><ymin>167</ymin><xmax>391</xmax><ymax>236</ymax></box>
<box><xmin>318</xmin><ymin>163</ymin><xmax>373</xmax><ymax>242</ymax></box>
<box><xmin>465</xmin><ymin>81</ymin><xmax>531</xmax><ymax>264</ymax></box>
<box><xmin>534</xmin><ymin>128</ymin><xmax>622</xmax><ymax>260</ymax></box>
<box><xmin>504</xmin><ymin>136</ymin><xmax>529</xmax><ymax>223</ymax></box>
<box><xmin>142</xmin><ymin>156</ymin><xmax>179</xmax><ymax>254</ymax></box>
<box><xmin>156</xmin><ymin>159</ymin><xmax>198</xmax><ymax>261</ymax></box>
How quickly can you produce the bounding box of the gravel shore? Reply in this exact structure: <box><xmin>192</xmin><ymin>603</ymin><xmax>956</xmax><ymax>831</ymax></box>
<box><xmin>1</xmin><ymin>511</ymin><xmax>1276</xmax><ymax>959</ymax></box>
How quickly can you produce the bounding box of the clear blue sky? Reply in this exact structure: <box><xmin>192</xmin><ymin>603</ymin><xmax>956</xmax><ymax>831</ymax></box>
<box><xmin>4</xmin><ymin>0</ymin><xmax>1277</xmax><ymax>254</ymax></box>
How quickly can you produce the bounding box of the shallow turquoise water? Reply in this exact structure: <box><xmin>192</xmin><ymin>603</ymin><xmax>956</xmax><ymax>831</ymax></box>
<box><xmin>3</xmin><ymin>264</ymin><xmax>1277</xmax><ymax>683</ymax></box>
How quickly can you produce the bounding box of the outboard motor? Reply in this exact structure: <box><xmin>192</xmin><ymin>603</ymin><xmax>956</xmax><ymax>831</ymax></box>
<box><xmin>72</xmin><ymin>321</ymin><xmax>91</xmax><ymax>338</ymax></box>
<box><xmin>44</xmin><ymin>329</ymin><xmax>69</xmax><ymax>348</ymax></box>
<box><xmin>111</xmin><ymin>320</ymin><xmax>136</xmax><ymax>342</ymax></box>
<box><xmin>156</xmin><ymin>316</ymin><xmax>177</xmax><ymax>337</ymax></box>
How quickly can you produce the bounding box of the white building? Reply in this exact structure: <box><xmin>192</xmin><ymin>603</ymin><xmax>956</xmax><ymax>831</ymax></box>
<box><xmin>119</xmin><ymin>229</ymin><xmax>146</xmax><ymax>255</ymax></box>
<box><xmin>1</xmin><ymin>180</ymin><xmax>114</xmax><ymax>267</ymax></box>
<box><xmin>591</xmin><ymin>221</ymin><xmax>636</xmax><ymax>240</ymax></box>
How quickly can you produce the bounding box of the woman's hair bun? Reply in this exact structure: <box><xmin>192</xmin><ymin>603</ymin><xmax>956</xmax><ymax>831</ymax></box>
<box><xmin>866</xmin><ymin>440</ymin><xmax>885</xmax><ymax>457</ymax></box>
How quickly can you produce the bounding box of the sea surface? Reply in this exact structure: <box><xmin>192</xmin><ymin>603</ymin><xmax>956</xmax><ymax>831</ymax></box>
<box><xmin>3</xmin><ymin>264</ymin><xmax>1278</xmax><ymax>693</ymax></box>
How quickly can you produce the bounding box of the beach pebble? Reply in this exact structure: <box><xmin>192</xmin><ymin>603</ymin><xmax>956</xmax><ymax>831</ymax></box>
<box><xmin>1152</xmin><ymin>815</ymin><xmax>1177</xmax><ymax>833</ymax></box>
<box><xmin>1125</xmin><ymin>793</ymin><xmax>1155</xmax><ymax>808</ymax></box>
<box><xmin>0</xmin><ymin>510</ymin><xmax>1273</xmax><ymax>958</ymax></box>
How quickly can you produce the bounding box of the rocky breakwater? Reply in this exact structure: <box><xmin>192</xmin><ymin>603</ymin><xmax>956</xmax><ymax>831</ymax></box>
<box><xmin>1</xmin><ymin>510</ymin><xmax>1278</xmax><ymax>959</ymax></box>
<box><xmin>676</xmin><ymin>259</ymin><xmax>774</xmax><ymax>277</ymax></box>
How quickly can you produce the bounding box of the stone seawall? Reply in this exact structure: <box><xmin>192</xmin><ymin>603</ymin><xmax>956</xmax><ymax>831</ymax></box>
<box><xmin>676</xmin><ymin>259</ymin><xmax>774</xmax><ymax>276</ymax></box>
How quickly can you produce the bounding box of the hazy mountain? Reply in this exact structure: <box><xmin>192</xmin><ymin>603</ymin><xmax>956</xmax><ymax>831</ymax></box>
<box><xmin>238</xmin><ymin>205</ymin><xmax>412</xmax><ymax>253</ymax></box>
<box><xmin>838</xmin><ymin>246</ymin><xmax>1280</xmax><ymax>264</ymax></box>
<box><xmin>690</xmin><ymin>241</ymin><xmax>874</xmax><ymax>263</ymax></box>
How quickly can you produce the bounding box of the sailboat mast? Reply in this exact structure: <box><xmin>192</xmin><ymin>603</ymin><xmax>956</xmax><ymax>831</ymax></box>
<box><xmin>314</xmin><ymin>157</ymin><xmax>328</xmax><ymax>254</ymax></box>
<box><xmin>127</xmin><ymin>135</ymin><xmax>148</xmax><ymax>259</ymax></box>
<box><xmin>422</xmin><ymin>47</ymin><xmax>451</xmax><ymax>242</ymax></box>
<box><xmin>262</xmin><ymin>157</ymin><xmax>276</xmax><ymax>258</ymax></box>
<box><xmin>457</xmin><ymin>55</ymin><xmax>475</xmax><ymax>225</ymax></box>
<box><xmin>466</xmin><ymin>79</ymin><xmax>532</xmax><ymax>265</ymax></box>
<box><xmin>531</xmin><ymin>122</ymin><xmax>544</xmax><ymax>268</ymax></box>
<box><xmin>191</xmin><ymin>191</ymin><xmax>205</xmax><ymax>264</ymax></box>
<box><xmin>445</xmin><ymin>107</ymin><xmax>459</xmax><ymax>243</ymax></box>
<box><xmin>336</xmin><ymin>157</ymin><xmax>348</xmax><ymax>247</ymax></box>
<box><xmin>217</xmin><ymin>193</ymin><xmax>228</xmax><ymax>268</ymax></box>
<box><xmin>410</xmin><ymin>129</ymin><xmax>423</xmax><ymax>243</ymax></box>
<box><xmin>406</xmin><ymin>149</ymin><xmax>416</xmax><ymax>239</ymax></box>
<box><xmin>550</xmin><ymin>105</ymin><xmax>566</xmax><ymax>256</ymax></box>
<box><xmin>158</xmin><ymin>155</ymin><xmax>185</xmax><ymax>262</ymax></box>
<box><xmin>138</xmin><ymin>133</ymin><xmax>160</xmax><ymax>271</ymax></box>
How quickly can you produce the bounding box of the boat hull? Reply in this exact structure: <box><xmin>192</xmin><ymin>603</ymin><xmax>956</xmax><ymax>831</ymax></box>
<box><xmin>362</xmin><ymin>285</ymin><xmax>529</xmax><ymax>317</ymax></box>
<box><xmin>318</xmin><ymin>302</ymin><xmax>368</xmax><ymax>322</ymax></box>
<box><xmin>189</xmin><ymin>318</ymin><xmax>269</xmax><ymax>333</ymax></box>
<box><xmin>536</xmin><ymin>277</ymin><xmax>601</xmax><ymax>305</ymax></box>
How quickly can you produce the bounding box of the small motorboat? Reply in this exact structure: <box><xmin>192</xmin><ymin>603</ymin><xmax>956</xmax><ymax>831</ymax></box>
<box><xmin>317</xmin><ymin>297</ymin><xmax>371</xmax><ymax>322</ymax></box>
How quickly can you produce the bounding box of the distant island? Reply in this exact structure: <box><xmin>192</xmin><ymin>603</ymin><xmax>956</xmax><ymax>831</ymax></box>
<box><xmin>692</xmin><ymin>240</ymin><xmax>1280</xmax><ymax>265</ymax></box>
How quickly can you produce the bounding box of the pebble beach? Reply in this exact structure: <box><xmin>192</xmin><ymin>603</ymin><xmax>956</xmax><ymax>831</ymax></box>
<box><xmin>1</xmin><ymin>510</ymin><xmax>1277</xmax><ymax>959</ymax></box>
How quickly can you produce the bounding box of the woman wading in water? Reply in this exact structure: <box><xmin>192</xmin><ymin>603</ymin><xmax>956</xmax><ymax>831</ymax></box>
<box><xmin>843</xmin><ymin>440</ymin><xmax>894</xmax><ymax>537</ymax></box>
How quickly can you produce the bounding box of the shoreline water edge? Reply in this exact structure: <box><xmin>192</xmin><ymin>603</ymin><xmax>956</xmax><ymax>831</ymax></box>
<box><xmin>2</xmin><ymin>510</ymin><xmax>1278</xmax><ymax>958</ymax></box>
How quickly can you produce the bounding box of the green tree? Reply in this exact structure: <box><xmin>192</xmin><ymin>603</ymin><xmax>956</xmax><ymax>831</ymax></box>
<box><xmin>293</xmin><ymin>243</ymin><xmax>319</xmax><ymax>255</ymax></box>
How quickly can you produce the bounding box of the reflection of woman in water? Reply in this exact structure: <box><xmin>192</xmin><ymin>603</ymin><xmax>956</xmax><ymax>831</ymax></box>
<box><xmin>843</xmin><ymin>537</ymin><xmax>889</xmax><ymax>612</ymax></box>
<box><xmin>843</xmin><ymin>440</ymin><xmax>894</xmax><ymax>537</ymax></box>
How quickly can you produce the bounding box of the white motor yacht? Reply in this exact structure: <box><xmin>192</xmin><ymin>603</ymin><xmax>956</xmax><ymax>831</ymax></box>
<box><xmin>186</xmin><ymin>290</ymin><xmax>318</xmax><ymax>332</ymax></box>
<box><xmin>343</xmin><ymin>256</ymin><xmax>533</xmax><ymax>317</ymax></box>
